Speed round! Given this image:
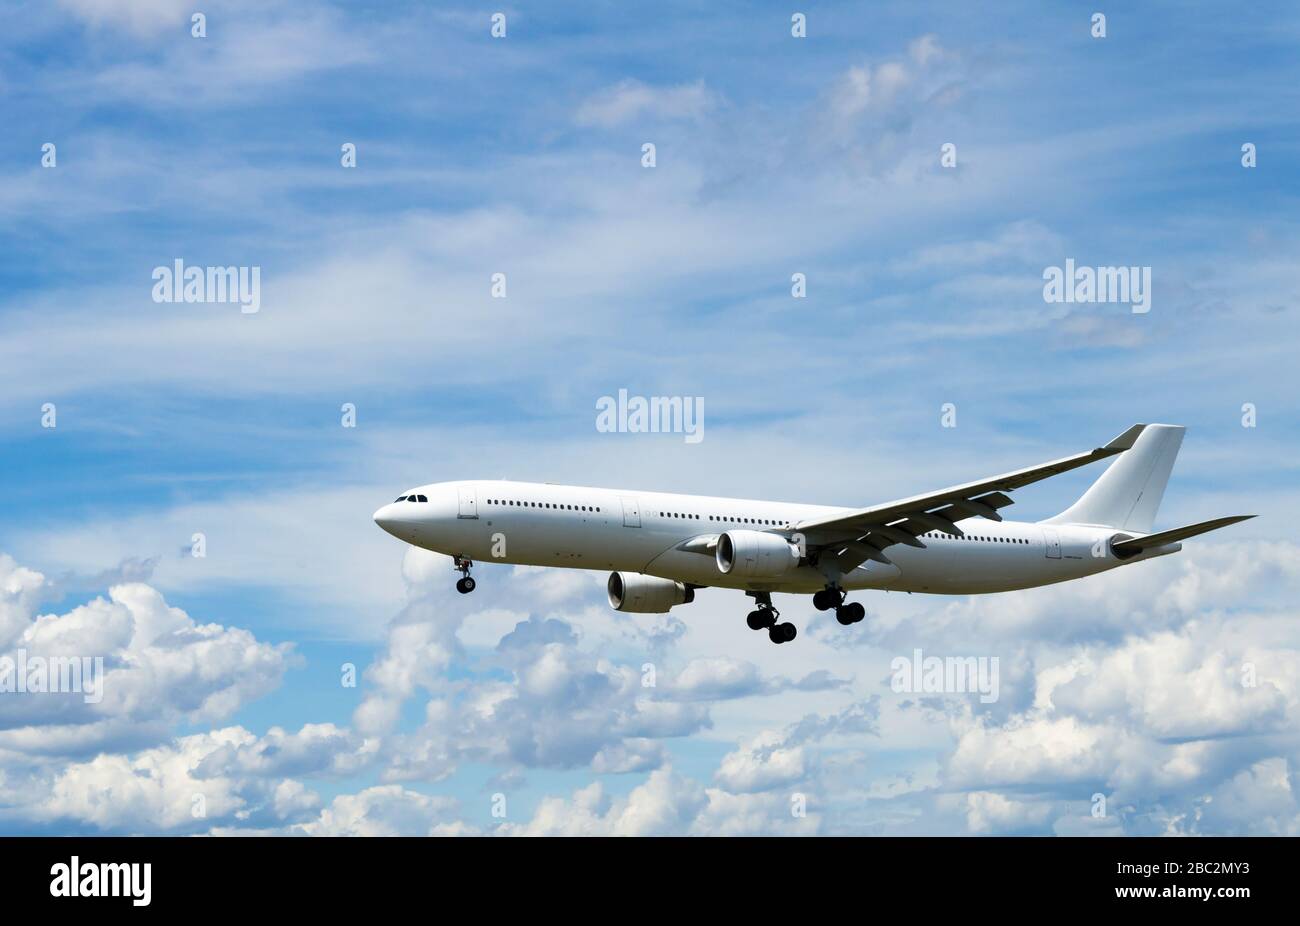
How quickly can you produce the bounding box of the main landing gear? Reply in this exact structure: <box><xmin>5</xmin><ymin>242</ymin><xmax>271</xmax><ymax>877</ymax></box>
<box><xmin>812</xmin><ymin>586</ymin><xmax>865</xmax><ymax>626</ymax></box>
<box><xmin>454</xmin><ymin>556</ymin><xmax>476</xmax><ymax>594</ymax></box>
<box><xmin>745</xmin><ymin>592</ymin><xmax>797</xmax><ymax>644</ymax></box>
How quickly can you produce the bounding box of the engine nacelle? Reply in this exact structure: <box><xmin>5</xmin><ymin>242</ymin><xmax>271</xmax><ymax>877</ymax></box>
<box><xmin>607</xmin><ymin>572</ymin><xmax>694</xmax><ymax>613</ymax></box>
<box><xmin>715</xmin><ymin>530</ymin><xmax>801</xmax><ymax>578</ymax></box>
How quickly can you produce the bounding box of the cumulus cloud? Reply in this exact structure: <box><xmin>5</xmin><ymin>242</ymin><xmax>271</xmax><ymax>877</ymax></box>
<box><xmin>0</xmin><ymin>561</ymin><xmax>294</xmax><ymax>757</ymax></box>
<box><xmin>504</xmin><ymin>766</ymin><xmax>821</xmax><ymax>836</ymax></box>
<box><xmin>379</xmin><ymin>625</ymin><xmax>711</xmax><ymax>781</ymax></box>
<box><xmin>932</xmin><ymin>598</ymin><xmax>1300</xmax><ymax>834</ymax></box>
<box><xmin>961</xmin><ymin>791</ymin><xmax>1055</xmax><ymax>834</ymax></box>
<box><xmin>4</xmin><ymin>522</ymin><xmax>1297</xmax><ymax>837</ymax></box>
<box><xmin>714</xmin><ymin>699</ymin><xmax>880</xmax><ymax>794</ymax></box>
<box><xmin>0</xmin><ymin>554</ymin><xmax>46</xmax><ymax>649</ymax></box>
<box><xmin>34</xmin><ymin>726</ymin><xmax>321</xmax><ymax>833</ymax></box>
<box><xmin>1046</xmin><ymin>628</ymin><xmax>1290</xmax><ymax>739</ymax></box>
<box><xmin>295</xmin><ymin>785</ymin><xmax>469</xmax><ymax>837</ymax></box>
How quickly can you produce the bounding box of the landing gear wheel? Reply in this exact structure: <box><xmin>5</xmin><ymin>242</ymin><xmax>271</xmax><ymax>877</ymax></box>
<box><xmin>452</xmin><ymin>556</ymin><xmax>475</xmax><ymax>593</ymax></box>
<box><xmin>813</xmin><ymin>587</ymin><xmax>846</xmax><ymax>612</ymax></box>
<box><xmin>745</xmin><ymin>591</ymin><xmax>782</xmax><ymax>633</ymax></box>
<box><xmin>769</xmin><ymin>622</ymin><xmax>797</xmax><ymax>644</ymax></box>
<box><xmin>835</xmin><ymin>601</ymin><xmax>865</xmax><ymax>625</ymax></box>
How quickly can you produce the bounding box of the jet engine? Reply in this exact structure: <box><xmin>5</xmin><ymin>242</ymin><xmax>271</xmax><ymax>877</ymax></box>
<box><xmin>715</xmin><ymin>530</ymin><xmax>802</xmax><ymax>578</ymax></box>
<box><xmin>607</xmin><ymin>572</ymin><xmax>695</xmax><ymax>613</ymax></box>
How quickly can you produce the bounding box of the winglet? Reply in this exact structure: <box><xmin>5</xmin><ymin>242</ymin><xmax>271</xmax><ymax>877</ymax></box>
<box><xmin>1104</xmin><ymin>423</ymin><xmax>1147</xmax><ymax>452</ymax></box>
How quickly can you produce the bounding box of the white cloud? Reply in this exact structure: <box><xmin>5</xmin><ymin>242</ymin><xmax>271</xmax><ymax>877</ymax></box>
<box><xmin>575</xmin><ymin>79</ymin><xmax>714</xmax><ymax>128</ymax></box>
<box><xmin>715</xmin><ymin>732</ymin><xmax>807</xmax><ymax>793</ymax></box>
<box><xmin>34</xmin><ymin>726</ymin><xmax>319</xmax><ymax>832</ymax></box>
<box><xmin>821</xmin><ymin>34</ymin><xmax>962</xmax><ymax>146</ymax></box>
<box><xmin>60</xmin><ymin>1</ymin><xmax>376</xmax><ymax>103</ymax></box>
<box><xmin>0</xmin><ymin>554</ymin><xmax>46</xmax><ymax>649</ymax></box>
<box><xmin>504</xmin><ymin>768</ymin><xmax>705</xmax><ymax>836</ymax></box>
<box><xmin>505</xmin><ymin>767</ymin><xmax>819</xmax><ymax>836</ymax></box>
<box><xmin>58</xmin><ymin>0</ymin><xmax>192</xmax><ymax>36</ymax></box>
<box><xmin>296</xmin><ymin>785</ymin><xmax>466</xmax><ymax>837</ymax></box>
<box><xmin>962</xmin><ymin>791</ymin><xmax>1054</xmax><ymax>834</ymax></box>
<box><xmin>0</xmin><ymin>560</ymin><xmax>294</xmax><ymax>757</ymax></box>
<box><xmin>1046</xmin><ymin>628</ymin><xmax>1291</xmax><ymax>739</ymax></box>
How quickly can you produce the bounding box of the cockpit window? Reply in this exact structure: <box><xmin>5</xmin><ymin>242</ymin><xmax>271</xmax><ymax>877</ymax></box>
<box><xmin>395</xmin><ymin>496</ymin><xmax>407</xmax><ymax>502</ymax></box>
<box><xmin>417</xmin><ymin>495</ymin><xmax>428</xmax><ymax>502</ymax></box>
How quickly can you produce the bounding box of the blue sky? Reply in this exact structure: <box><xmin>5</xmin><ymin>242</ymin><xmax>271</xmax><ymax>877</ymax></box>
<box><xmin>1</xmin><ymin>0</ymin><xmax>1298</xmax><ymax>834</ymax></box>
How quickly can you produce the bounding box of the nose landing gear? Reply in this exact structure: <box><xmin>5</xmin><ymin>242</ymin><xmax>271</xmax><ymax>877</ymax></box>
<box><xmin>745</xmin><ymin>592</ymin><xmax>797</xmax><ymax>644</ymax></box>
<box><xmin>453</xmin><ymin>557</ymin><xmax>476</xmax><ymax>594</ymax></box>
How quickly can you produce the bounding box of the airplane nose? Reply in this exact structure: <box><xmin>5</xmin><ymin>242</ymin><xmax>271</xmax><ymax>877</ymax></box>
<box><xmin>373</xmin><ymin>504</ymin><xmax>399</xmax><ymax>536</ymax></box>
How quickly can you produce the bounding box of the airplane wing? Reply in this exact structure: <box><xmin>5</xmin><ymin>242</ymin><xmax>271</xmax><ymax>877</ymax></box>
<box><xmin>1110</xmin><ymin>515</ymin><xmax>1255</xmax><ymax>559</ymax></box>
<box><xmin>793</xmin><ymin>424</ymin><xmax>1148</xmax><ymax>572</ymax></box>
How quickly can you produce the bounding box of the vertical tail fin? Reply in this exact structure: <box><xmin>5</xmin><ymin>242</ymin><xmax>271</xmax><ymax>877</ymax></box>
<box><xmin>1044</xmin><ymin>424</ymin><xmax>1185</xmax><ymax>532</ymax></box>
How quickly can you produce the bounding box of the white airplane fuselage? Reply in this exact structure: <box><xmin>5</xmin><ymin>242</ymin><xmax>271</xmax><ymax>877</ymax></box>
<box><xmin>372</xmin><ymin>479</ymin><xmax>1173</xmax><ymax>596</ymax></box>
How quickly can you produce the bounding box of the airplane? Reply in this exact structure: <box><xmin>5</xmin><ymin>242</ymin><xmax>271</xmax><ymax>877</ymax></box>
<box><xmin>372</xmin><ymin>424</ymin><xmax>1253</xmax><ymax>644</ymax></box>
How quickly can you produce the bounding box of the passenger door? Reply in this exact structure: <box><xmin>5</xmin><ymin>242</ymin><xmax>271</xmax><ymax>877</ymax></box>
<box><xmin>1042</xmin><ymin>527</ymin><xmax>1061</xmax><ymax>559</ymax></box>
<box><xmin>620</xmin><ymin>496</ymin><xmax>641</xmax><ymax>528</ymax></box>
<box><xmin>457</xmin><ymin>485</ymin><xmax>478</xmax><ymax>519</ymax></box>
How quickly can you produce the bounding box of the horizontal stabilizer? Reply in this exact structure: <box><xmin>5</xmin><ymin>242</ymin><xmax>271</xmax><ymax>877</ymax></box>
<box><xmin>1111</xmin><ymin>515</ymin><xmax>1255</xmax><ymax>559</ymax></box>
